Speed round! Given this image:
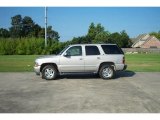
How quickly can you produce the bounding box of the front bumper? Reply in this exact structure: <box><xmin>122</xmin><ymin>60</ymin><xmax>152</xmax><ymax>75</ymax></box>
<box><xmin>34</xmin><ymin>66</ymin><xmax>41</xmax><ymax>75</ymax></box>
<box><xmin>123</xmin><ymin>65</ymin><xmax>127</xmax><ymax>70</ymax></box>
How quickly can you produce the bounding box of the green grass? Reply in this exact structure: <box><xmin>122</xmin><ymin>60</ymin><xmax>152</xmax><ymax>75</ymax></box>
<box><xmin>126</xmin><ymin>54</ymin><xmax>160</xmax><ymax>72</ymax></box>
<box><xmin>0</xmin><ymin>54</ymin><xmax>160</xmax><ymax>72</ymax></box>
<box><xmin>0</xmin><ymin>55</ymin><xmax>39</xmax><ymax>72</ymax></box>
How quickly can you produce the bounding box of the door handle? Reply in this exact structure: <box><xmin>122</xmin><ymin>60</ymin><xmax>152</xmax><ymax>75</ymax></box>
<box><xmin>79</xmin><ymin>58</ymin><xmax>83</xmax><ymax>60</ymax></box>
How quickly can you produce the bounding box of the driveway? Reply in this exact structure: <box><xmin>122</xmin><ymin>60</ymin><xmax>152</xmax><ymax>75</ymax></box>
<box><xmin>0</xmin><ymin>71</ymin><xmax>160</xmax><ymax>113</ymax></box>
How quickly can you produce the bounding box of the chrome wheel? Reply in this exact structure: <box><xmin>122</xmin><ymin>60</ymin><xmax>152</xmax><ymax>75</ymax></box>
<box><xmin>102</xmin><ymin>67</ymin><xmax>113</xmax><ymax>78</ymax></box>
<box><xmin>45</xmin><ymin>68</ymin><xmax>55</xmax><ymax>79</ymax></box>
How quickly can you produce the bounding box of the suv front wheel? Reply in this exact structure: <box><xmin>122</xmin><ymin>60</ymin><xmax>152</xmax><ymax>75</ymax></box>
<box><xmin>42</xmin><ymin>65</ymin><xmax>58</xmax><ymax>80</ymax></box>
<box><xmin>99</xmin><ymin>65</ymin><xmax>115</xmax><ymax>79</ymax></box>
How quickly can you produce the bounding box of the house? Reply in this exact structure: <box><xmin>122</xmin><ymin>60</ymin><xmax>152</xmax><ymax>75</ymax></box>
<box><xmin>132</xmin><ymin>34</ymin><xmax>160</xmax><ymax>48</ymax></box>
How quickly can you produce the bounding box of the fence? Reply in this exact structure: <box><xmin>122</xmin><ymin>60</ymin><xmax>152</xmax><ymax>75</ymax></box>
<box><xmin>122</xmin><ymin>48</ymin><xmax>160</xmax><ymax>54</ymax></box>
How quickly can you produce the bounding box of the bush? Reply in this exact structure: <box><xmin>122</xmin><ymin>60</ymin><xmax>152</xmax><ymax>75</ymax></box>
<box><xmin>0</xmin><ymin>38</ymin><xmax>64</xmax><ymax>55</ymax></box>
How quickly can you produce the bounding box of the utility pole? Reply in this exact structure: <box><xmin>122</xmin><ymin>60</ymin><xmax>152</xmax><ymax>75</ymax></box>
<box><xmin>45</xmin><ymin>7</ymin><xmax>47</xmax><ymax>47</ymax></box>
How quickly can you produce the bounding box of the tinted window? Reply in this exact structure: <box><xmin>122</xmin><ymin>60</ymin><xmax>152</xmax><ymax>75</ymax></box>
<box><xmin>101</xmin><ymin>45</ymin><xmax>124</xmax><ymax>54</ymax></box>
<box><xmin>66</xmin><ymin>46</ymin><xmax>82</xmax><ymax>56</ymax></box>
<box><xmin>85</xmin><ymin>46</ymin><xmax>100</xmax><ymax>55</ymax></box>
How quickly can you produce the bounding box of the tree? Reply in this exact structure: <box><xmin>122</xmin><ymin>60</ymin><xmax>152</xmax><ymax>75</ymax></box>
<box><xmin>0</xmin><ymin>28</ymin><xmax>10</xmax><ymax>38</ymax></box>
<box><xmin>120</xmin><ymin>30</ymin><xmax>132</xmax><ymax>48</ymax></box>
<box><xmin>96</xmin><ymin>23</ymin><xmax>105</xmax><ymax>34</ymax></box>
<box><xmin>32</xmin><ymin>24</ymin><xmax>42</xmax><ymax>38</ymax></box>
<box><xmin>87</xmin><ymin>22</ymin><xmax>96</xmax><ymax>41</ymax></box>
<box><xmin>108</xmin><ymin>31</ymin><xmax>132</xmax><ymax>48</ymax></box>
<box><xmin>22</xmin><ymin>16</ymin><xmax>35</xmax><ymax>37</ymax></box>
<box><xmin>8</xmin><ymin>14</ymin><xmax>60</xmax><ymax>40</ymax></box>
<box><xmin>38</xmin><ymin>28</ymin><xmax>45</xmax><ymax>38</ymax></box>
<box><xmin>70</xmin><ymin>36</ymin><xmax>89</xmax><ymax>44</ymax></box>
<box><xmin>93</xmin><ymin>31</ymin><xmax>110</xmax><ymax>43</ymax></box>
<box><xmin>9</xmin><ymin>15</ymin><xmax>23</xmax><ymax>38</ymax></box>
<box><xmin>108</xmin><ymin>32</ymin><xmax>122</xmax><ymax>46</ymax></box>
<box><xmin>87</xmin><ymin>23</ymin><xmax>110</xmax><ymax>43</ymax></box>
<box><xmin>47</xmin><ymin>26</ymin><xmax>60</xmax><ymax>41</ymax></box>
<box><xmin>150</xmin><ymin>31</ymin><xmax>160</xmax><ymax>40</ymax></box>
<box><xmin>38</xmin><ymin>26</ymin><xmax>60</xmax><ymax>41</ymax></box>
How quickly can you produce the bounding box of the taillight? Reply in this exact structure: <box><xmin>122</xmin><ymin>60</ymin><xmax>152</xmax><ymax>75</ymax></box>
<box><xmin>123</xmin><ymin>56</ymin><xmax>125</xmax><ymax>64</ymax></box>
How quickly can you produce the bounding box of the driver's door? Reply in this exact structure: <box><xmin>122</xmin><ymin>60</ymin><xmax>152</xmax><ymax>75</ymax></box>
<box><xmin>59</xmin><ymin>46</ymin><xmax>84</xmax><ymax>72</ymax></box>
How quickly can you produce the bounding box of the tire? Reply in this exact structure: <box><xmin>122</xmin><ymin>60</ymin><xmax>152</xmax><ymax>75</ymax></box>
<box><xmin>42</xmin><ymin>65</ymin><xmax>58</xmax><ymax>80</ymax></box>
<box><xmin>99</xmin><ymin>65</ymin><xmax>115</xmax><ymax>80</ymax></box>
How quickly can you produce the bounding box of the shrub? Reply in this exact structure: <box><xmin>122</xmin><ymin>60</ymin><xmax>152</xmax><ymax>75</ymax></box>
<box><xmin>0</xmin><ymin>37</ymin><xmax>63</xmax><ymax>55</ymax></box>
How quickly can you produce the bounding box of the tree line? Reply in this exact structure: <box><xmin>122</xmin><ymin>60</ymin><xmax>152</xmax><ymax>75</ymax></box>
<box><xmin>0</xmin><ymin>14</ymin><xmax>60</xmax><ymax>40</ymax></box>
<box><xmin>0</xmin><ymin>14</ymin><xmax>150</xmax><ymax>55</ymax></box>
<box><xmin>70</xmin><ymin>23</ymin><xmax>132</xmax><ymax>48</ymax></box>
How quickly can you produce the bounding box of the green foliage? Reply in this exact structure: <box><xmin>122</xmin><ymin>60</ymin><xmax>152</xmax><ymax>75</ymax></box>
<box><xmin>22</xmin><ymin>16</ymin><xmax>34</xmax><ymax>37</ymax></box>
<box><xmin>70</xmin><ymin>23</ymin><xmax>131</xmax><ymax>48</ymax></box>
<box><xmin>86</xmin><ymin>23</ymin><xmax>110</xmax><ymax>43</ymax></box>
<box><xmin>0</xmin><ymin>38</ymin><xmax>63</xmax><ymax>55</ymax></box>
<box><xmin>93</xmin><ymin>31</ymin><xmax>110</xmax><ymax>43</ymax></box>
<box><xmin>5</xmin><ymin>14</ymin><xmax>60</xmax><ymax>40</ymax></box>
<box><xmin>70</xmin><ymin>36</ymin><xmax>90</xmax><ymax>44</ymax></box>
<box><xmin>10</xmin><ymin>15</ymin><xmax>23</xmax><ymax>38</ymax></box>
<box><xmin>149</xmin><ymin>31</ymin><xmax>160</xmax><ymax>40</ymax></box>
<box><xmin>47</xmin><ymin>26</ymin><xmax>60</xmax><ymax>40</ymax></box>
<box><xmin>0</xmin><ymin>38</ymin><xmax>17</xmax><ymax>55</ymax></box>
<box><xmin>120</xmin><ymin>30</ymin><xmax>132</xmax><ymax>48</ymax></box>
<box><xmin>0</xmin><ymin>28</ymin><xmax>10</xmax><ymax>38</ymax></box>
<box><xmin>0</xmin><ymin>18</ymin><xmax>145</xmax><ymax>56</ymax></box>
<box><xmin>87</xmin><ymin>22</ymin><xmax>96</xmax><ymax>41</ymax></box>
<box><xmin>107</xmin><ymin>31</ymin><xmax>132</xmax><ymax>48</ymax></box>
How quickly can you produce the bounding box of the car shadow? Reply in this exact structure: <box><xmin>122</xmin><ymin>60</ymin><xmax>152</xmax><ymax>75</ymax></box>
<box><xmin>58</xmin><ymin>70</ymin><xmax>135</xmax><ymax>80</ymax></box>
<box><xmin>114</xmin><ymin>70</ymin><xmax>135</xmax><ymax>79</ymax></box>
<box><xmin>58</xmin><ymin>73</ymin><xmax>100</xmax><ymax>80</ymax></box>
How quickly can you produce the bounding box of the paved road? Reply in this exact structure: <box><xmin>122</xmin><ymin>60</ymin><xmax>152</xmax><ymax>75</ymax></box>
<box><xmin>0</xmin><ymin>71</ymin><xmax>160</xmax><ymax>113</ymax></box>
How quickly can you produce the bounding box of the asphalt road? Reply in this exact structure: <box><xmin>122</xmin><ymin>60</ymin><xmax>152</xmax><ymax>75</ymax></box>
<box><xmin>0</xmin><ymin>71</ymin><xmax>160</xmax><ymax>113</ymax></box>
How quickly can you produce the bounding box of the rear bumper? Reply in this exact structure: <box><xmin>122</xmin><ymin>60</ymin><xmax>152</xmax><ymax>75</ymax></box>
<box><xmin>123</xmin><ymin>65</ymin><xmax>127</xmax><ymax>70</ymax></box>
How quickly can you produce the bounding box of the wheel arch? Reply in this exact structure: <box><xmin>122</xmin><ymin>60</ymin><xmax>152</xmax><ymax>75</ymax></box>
<box><xmin>40</xmin><ymin>63</ymin><xmax>59</xmax><ymax>73</ymax></box>
<box><xmin>98</xmin><ymin>62</ymin><xmax>115</xmax><ymax>72</ymax></box>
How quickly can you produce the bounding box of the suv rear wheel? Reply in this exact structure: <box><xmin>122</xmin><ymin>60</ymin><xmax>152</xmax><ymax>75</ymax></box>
<box><xmin>99</xmin><ymin>65</ymin><xmax>115</xmax><ymax>79</ymax></box>
<box><xmin>42</xmin><ymin>65</ymin><xmax>58</xmax><ymax>80</ymax></box>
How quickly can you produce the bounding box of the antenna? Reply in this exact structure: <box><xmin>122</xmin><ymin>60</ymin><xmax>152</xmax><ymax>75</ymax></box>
<box><xmin>45</xmin><ymin>7</ymin><xmax>47</xmax><ymax>47</ymax></box>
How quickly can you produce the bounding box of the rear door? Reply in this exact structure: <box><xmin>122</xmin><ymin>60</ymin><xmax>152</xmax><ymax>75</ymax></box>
<box><xmin>84</xmin><ymin>45</ymin><xmax>101</xmax><ymax>72</ymax></box>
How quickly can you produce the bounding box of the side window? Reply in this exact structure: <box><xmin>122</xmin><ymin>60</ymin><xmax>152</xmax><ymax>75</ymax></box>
<box><xmin>66</xmin><ymin>46</ymin><xmax>82</xmax><ymax>56</ymax></box>
<box><xmin>85</xmin><ymin>46</ymin><xmax>100</xmax><ymax>55</ymax></box>
<box><xmin>101</xmin><ymin>45</ymin><xmax>124</xmax><ymax>54</ymax></box>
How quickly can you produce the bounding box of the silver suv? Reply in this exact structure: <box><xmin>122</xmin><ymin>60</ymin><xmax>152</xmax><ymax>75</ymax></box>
<box><xmin>34</xmin><ymin>44</ymin><xmax>127</xmax><ymax>80</ymax></box>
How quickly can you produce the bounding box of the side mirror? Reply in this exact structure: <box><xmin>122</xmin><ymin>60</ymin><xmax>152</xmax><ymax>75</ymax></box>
<box><xmin>63</xmin><ymin>52</ymin><xmax>70</xmax><ymax>57</ymax></box>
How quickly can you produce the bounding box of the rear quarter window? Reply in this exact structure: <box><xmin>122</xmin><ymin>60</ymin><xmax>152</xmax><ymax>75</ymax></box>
<box><xmin>101</xmin><ymin>45</ymin><xmax>124</xmax><ymax>54</ymax></box>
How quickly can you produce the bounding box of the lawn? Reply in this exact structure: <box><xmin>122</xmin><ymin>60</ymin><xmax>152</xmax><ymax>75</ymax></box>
<box><xmin>0</xmin><ymin>54</ymin><xmax>160</xmax><ymax>72</ymax></box>
<box><xmin>126</xmin><ymin>54</ymin><xmax>160</xmax><ymax>72</ymax></box>
<box><xmin>0</xmin><ymin>55</ymin><xmax>39</xmax><ymax>72</ymax></box>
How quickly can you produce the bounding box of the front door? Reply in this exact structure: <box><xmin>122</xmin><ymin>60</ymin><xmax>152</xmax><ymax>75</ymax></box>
<box><xmin>59</xmin><ymin>46</ymin><xmax>84</xmax><ymax>72</ymax></box>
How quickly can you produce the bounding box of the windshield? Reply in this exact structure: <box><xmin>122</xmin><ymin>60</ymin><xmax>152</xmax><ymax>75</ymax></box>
<box><xmin>58</xmin><ymin>46</ymin><xmax>69</xmax><ymax>55</ymax></box>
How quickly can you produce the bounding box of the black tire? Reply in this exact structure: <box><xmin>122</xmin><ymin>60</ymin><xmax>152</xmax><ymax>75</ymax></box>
<box><xmin>42</xmin><ymin>65</ymin><xmax>58</xmax><ymax>80</ymax></box>
<box><xmin>99</xmin><ymin>65</ymin><xmax>115</xmax><ymax>80</ymax></box>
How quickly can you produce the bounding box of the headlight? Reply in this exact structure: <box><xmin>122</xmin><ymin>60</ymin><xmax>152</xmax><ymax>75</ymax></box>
<box><xmin>34</xmin><ymin>62</ymin><xmax>40</xmax><ymax>67</ymax></box>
